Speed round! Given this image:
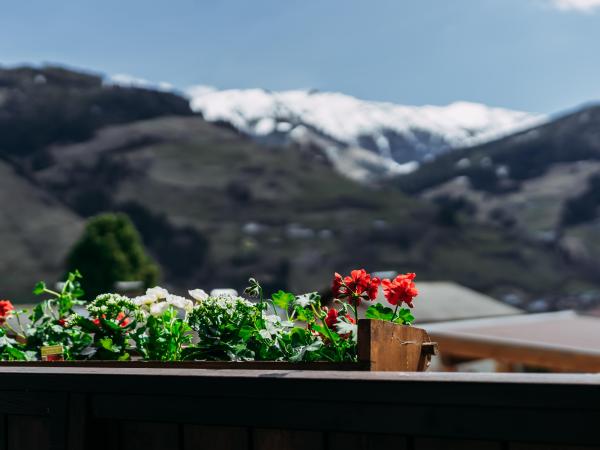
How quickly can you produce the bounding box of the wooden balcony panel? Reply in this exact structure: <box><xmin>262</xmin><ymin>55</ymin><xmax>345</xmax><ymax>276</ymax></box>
<box><xmin>0</xmin><ymin>368</ymin><xmax>598</xmax><ymax>449</ymax></box>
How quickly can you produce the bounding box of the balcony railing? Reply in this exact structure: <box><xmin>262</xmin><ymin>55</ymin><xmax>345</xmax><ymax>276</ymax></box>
<box><xmin>0</xmin><ymin>367</ymin><xmax>599</xmax><ymax>449</ymax></box>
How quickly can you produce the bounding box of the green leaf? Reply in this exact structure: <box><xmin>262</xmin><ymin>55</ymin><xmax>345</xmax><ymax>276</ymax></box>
<box><xmin>99</xmin><ymin>337</ymin><xmax>116</xmax><ymax>352</ymax></box>
<box><xmin>271</xmin><ymin>290</ymin><xmax>295</xmax><ymax>310</ymax></box>
<box><xmin>33</xmin><ymin>281</ymin><xmax>46</xmax><ymax>295</ymax></box>
<box><xmin>77</xmin><ymin>318</ymin><xmax>102</xmax><ymax>333</ymax></box>
<box><xmin>394</xmin><ymin>308</ymin><xmax>415</xmax><ymax>325</ymax></box>
<box><xmin>365</xmin><ymin>303</ymin><xmax>394</xmax><ymax>321</ymax></box>
<box><xmin>32</xmin><ymin>304</ymin><xmax>44</xmax><ymax>322</ymax></box>
<box><xmin>100</xmin><ymin>318</ymin><xmax>123</xmax><ymax>332</ymax></box>
<box><xmin>239</xmin><ymin>325</ymin><xmax>255</xmax><ymax>341</ymax></box>
<box><xmin>244</xmin><ymin>278</ymin><xmax>262</xmax><ymax>298</ymax></box>
<box><xmin>6</xmin><ymin>346</ymin><xmax>27</xmax><ymax>361</ymax></box>
<box><xmin>294</xmin><ymin>305</ymin><xmax>315</xmax><ymax>323</ymax></box>
<box><xmin>312</xmin><ymin>324</ymin><xmax>340</xmax><ymax>342</ymax></box>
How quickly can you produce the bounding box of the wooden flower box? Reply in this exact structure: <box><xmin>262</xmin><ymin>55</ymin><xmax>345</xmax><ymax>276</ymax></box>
<box><xmin>0</xmin><ymin>319</ymin><xmax>437</xmax><ymax>371</ymax></box>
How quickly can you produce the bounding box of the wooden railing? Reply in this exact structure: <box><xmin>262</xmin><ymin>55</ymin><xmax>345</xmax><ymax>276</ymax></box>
<box><xmin>0</xmin><ymin>367</ymin><xmax>599</xmax><ymax>449</ymax></box>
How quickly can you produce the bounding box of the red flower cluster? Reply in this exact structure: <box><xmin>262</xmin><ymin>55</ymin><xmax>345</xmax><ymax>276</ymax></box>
<box><xmin>92</xmin><ymin>312</ymin><xmax>130</xmax><ymax>328</ymax></box>
<box><xmin>332</xmin><ymin>269</ymin><xmax>380</xmax><ymax>306</ymax></box>
<box><xmin>0</xmin><ymin>300</ymin><xmax>14</xmax><ymax>324</ymax></box>
<box><xmin>382</xmin><ymin>273</ymin><xmax>418</xmax><ymax>307</ymax></box>
<box><xmin>331</xmin><ymin>269</ymin><xmax>419</xmax><ymax>310</ymax></box>
<box><xmin>324</xmin><ymin>307</ymin><xmax>355</xmax><ymax>329</ymax></box>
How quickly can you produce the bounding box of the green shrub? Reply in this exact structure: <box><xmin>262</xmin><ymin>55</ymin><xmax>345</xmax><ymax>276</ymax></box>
<box><xmin>65</xmin><ymin>213</ymin><xmax>159</xmax><ymax>298</ymax></box>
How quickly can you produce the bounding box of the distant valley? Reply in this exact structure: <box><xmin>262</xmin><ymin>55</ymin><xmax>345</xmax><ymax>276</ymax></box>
<box><xmin>0</xmin><ymin>65</ymin><xmax>598</xmax><ymax>313</ymax></box>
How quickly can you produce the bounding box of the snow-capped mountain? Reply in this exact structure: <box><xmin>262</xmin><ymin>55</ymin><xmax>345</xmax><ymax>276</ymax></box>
<box><xmin>186</xmin><ymin>87</ymin><xmax>545</xmax><ymax>183</ymax></box>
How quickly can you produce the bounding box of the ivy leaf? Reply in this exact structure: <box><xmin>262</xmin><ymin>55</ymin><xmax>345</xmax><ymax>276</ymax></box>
<box><xmin>365</xmin><ymin>303</ymin><xmax>394</xmax><ymax>321</ymax></box>
<box><xmin>271</xmin><ymin>290</ymin><xmax>295</xmax><ymax>310</ymax></box>
<box><xmin>33</xmin><ymin>281</ymin><xmax>46</xmax><ymax>295</ymax></box>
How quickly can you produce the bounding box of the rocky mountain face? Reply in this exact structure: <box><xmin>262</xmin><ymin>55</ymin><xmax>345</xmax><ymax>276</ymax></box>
<box><xmin>395</xmin><ymin>105</ymin><xmax>600</xmax><ymax>310</ymax></box>
<box><xmin>186</xmin><ymin>87</ymin><xmax>544</xmax><ymax>183</ymax></box>
<box><xmin>0</xmin><ymin>65</ymin><xmax>596</xmax><ymax>310</ymax></box>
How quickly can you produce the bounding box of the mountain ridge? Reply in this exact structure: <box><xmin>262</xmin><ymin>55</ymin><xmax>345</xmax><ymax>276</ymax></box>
<box><xmin>1</xmin><ymin>65</ymin><xmax>598</xmax><ymax>311</ymax></box>
<box><xmin>186</xmin><ymin>86</ymin><xmax>545</xmax><ymax>182</ymax></box>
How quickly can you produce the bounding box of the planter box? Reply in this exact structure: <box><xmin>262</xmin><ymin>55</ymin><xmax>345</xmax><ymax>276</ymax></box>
<box><xmin>0</xmin><ymin>319</ymin><xmax>437</xmax><ymax>371</ymax></box>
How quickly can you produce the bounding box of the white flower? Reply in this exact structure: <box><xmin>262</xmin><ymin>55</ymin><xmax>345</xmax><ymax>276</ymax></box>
<box><xmin>259</xmin><ymin>329</ymin><xmax>272</xmax><ymax>340</ymax></box>
<box><xmin>146</xmin><ymin>286</ymin><xmax>169</xmax><ymax>301</ymax></box>
<box><xmin>210</xmin><ymin>288</ymin><xmax>238</xmax><ymax>298</ymax></box>
<box><xmin>167</xmin><ymin>294</ymin><xmax>194</xmax><ymax>312</ymax></box>
<box><xmin>188</xmin><ymin>289</ymin><xmax>208</xmax><ymax>302</ymax></box>
<box><xmin>294</xmin><ymin>294</ymin><xmax>314</xmax><ymax>308</ymax></box>
<box><xmin>261</xmin><ymin>313</ymin><xmax>293</xmax><ymax>337</ymax></box>
<box><xmin>150</xmin><ymin>301</ymin><xmax>170</xmax><ymax>317</ymax></box>
<box><xmin>132</xmin><ymin>294</ymin><xmax>155</xmax><ymax>306</ymax></box>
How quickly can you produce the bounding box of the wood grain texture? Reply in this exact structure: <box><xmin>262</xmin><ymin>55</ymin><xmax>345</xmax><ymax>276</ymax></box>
<box><xmin>183</xmin><ymin>425</ymin><xmax>248</xmax><ymax>450</ymax></box>
<box><xmin>358</xmin><ymin>320</ymin><xmax>433</xmax><ymax>371</ymax></box>
<box><xmin>7</xmin><ymin>415</ymin><xmax>50</xmax><ymax>450</ymax></box>
<box><xmin>414</xmin><ymin>437</ymin><xmax>504</xmax><ymax>449</ymax></box>
<box><xmin>253</xmin><ymin>429</ymin><xmax>324</xmax><ymax>450</ymax></box>
<box><xmin>119</xmin><ymin>421</ymin><xmax>180</xmax><ymax>450</ymax></box>
<box><xmin>328</xmin><ymin>432</ymin><xmax>407</xmax><ymax>450</ymax></box>
<box><xmin>432</xmin><ymin>332</ymin><xmax>600</xmax><ymax>372</ymax></box>
<box><xmin>1</xmin><ymin>368</ymin><xmax>600</xmax><ymax>447</ymax></box>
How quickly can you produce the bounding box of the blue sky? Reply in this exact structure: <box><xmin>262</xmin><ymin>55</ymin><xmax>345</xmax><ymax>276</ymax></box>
<box><xmin>0</xmin><ymin>0</ymin><xmax>599</xmax><ymax>113</ymax></box>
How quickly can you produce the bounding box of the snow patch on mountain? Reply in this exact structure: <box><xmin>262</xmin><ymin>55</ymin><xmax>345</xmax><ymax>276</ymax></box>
<box><xmin>107</xmin><ymin>74</ymin><xmax>175</xmax><ymax>92</ymax></box>
<box><xmin>186</xmin><ymin>87</ymin><xmax>546</xmax><ymax>165</ymax></box>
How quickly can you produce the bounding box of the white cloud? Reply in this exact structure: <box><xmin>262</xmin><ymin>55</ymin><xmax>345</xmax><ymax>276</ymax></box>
<box><xmin>548</xmin><ymin>0</ymin><xmax>600</xmax><ymax>12</ymax></box>
<box><xmin>185</xmin><ymin>84</ymin><xmax>217</xmax><ymax>98</ymax></box>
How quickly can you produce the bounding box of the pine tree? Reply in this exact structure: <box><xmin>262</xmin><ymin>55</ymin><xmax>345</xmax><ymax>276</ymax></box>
<box><xmin>65</xmin><ymin>213</ymin><xmax>159</xmax><ymax>298</ymax></box>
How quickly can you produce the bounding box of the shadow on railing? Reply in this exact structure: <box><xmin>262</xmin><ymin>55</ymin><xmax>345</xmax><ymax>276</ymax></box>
<box><xmin>0</xmin><ymin>367</ymin><xmax>599</xmax><ymax>449</ymax></box>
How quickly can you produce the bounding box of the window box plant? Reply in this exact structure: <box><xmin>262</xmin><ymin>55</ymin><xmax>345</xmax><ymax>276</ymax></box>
<box><xmin>0</xmin><ymin>270</ymin><xmax>436</xmax><ymax>371</ymax></box>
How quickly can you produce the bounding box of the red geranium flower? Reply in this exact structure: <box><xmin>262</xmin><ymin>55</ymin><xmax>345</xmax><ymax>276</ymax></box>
<box><xmin>324</xmin><ymin>307</ymin><xmax>338</xmax><ymax>329</ymax></box>
<box><xmin>331</xmin><ymin>269</ymin><xmax>381</xmax><ymax>306</ymax></box>
<box><xmin>92</xmin><ymin>312</ymin><xmax>130</xmax><ymax>328</ymax></box>
<box><xmin>382</xmin><ymin>273</ymin><xmax>418</xmax><ymax>308</ymax></box>
<box><xmin>0</xmin><ymin>300</ymin><xmax>14</xmax><ymax>324</ymax></box>
<box><xmin>116</xmin><ymin>312</ymin><xmax>130</xmax><ymax>328</ymax></box>
<box><xmin>322</xmin><ymin>307</ymin><xmax>355</xmax><ymax>339</ymax></box>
